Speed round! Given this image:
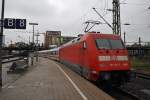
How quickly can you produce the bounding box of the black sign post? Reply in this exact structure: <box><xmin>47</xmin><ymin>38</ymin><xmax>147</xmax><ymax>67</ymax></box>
<box><xmin>0</xmin><ymin>0</ymin><xmax>5</xmax><ymax>90</ymax></box>
<box><xmin>0</xmin><ymin>20</ymin><xmax>2</xmax><ymax>27</ymax></box>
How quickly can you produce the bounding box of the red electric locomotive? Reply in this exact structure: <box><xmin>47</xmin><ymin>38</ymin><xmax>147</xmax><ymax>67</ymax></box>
<box><xmin>59</xmin><ymin>32</ymin><xmax>134</xmax><ymax>86</ymax></box>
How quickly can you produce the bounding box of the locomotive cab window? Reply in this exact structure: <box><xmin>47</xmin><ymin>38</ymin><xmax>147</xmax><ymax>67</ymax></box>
<box><xmin>110</xmin><ymin>39</ymin><xmax>124</xmax><ymax>49</ymax></box>
<box><xmin>95</xmin><ymin>39</ymin><xmax>124</xmax><ymax>49</ymax></box>
<box><xmin>95</xmin><ymin>39</ymin><xmax>111</xmax><ymax>49</ymax></box>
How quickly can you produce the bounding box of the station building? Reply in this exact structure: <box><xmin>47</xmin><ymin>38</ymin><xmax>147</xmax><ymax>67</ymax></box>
<box><xmin>44</xmin><ymin>31</ymin><xmax>76</xmax><ymax>49</ymax></box>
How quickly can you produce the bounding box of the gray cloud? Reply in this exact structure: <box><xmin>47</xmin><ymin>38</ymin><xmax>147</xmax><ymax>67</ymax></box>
<box><xmin>0</xmin><ymin>0</ymin><xmax>150</xmax><ymax>44</ymax></box>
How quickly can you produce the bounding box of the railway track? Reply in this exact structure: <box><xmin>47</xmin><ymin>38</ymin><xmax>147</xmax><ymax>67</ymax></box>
<box><xmin>136</xmin><ymin>72</ymin><xmax>150</xmax><ymax>80</ymax></box>
<box><xmin>2</xmin><ymin>57</ymin><xmax>25</xmax><ymax>64</ymax></box>
<box><xmin>99</xmin><ymin>86</ymin><xmax>142</xmax><ymax>100</ymax></box>
<box><xmin>114</xmin><ymin>87</ymin><xmax>141</xmax><ymax>100</ymax></box>
<box><xmin>2</xmin><ymin>54</ymin><xmax>27</xmax><ymax>64</ymax></box>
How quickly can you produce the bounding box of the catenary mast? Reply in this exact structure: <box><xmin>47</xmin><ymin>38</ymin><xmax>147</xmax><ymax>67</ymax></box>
<box><xmin>112</xmin><ymin>0</ymin><xmax>121</xmax><ymax>35</ymax></box>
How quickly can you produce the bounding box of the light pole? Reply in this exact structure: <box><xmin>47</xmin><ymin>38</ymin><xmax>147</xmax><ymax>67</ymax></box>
<box><xmin>29</xmin><ymin>23</ymin><xmax>38</xmax><ymax>64</ymax></box>
<box><xmin>0</xmin><ymin>0</ymin><xmax>5</xmax><ymax>89</ymax></box>
<box><xmin>123</xmin><ymin>32</ymin><xmax>126</xmax><ymax>45</ymax></box>
<box><xmin>29</xmin><ymin>23</ymin><xmax>38</xmax><ymax>46</ymax></box>
<box><xmin>35</xmin><ymin>31</ymin><xmax>40</xmax><ymax>61</ymax></box>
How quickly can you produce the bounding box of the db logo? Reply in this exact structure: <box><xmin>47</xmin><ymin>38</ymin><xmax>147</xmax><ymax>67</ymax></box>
<box><xmin>111</xmin><ymin>56</ymin><xmax>117</xmax><ymax>61</ymax></box>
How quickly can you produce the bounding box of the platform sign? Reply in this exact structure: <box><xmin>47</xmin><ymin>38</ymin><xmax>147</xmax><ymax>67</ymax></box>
<box><xmin>4</xmin><ymin>18</ymin><xmax>16</xmax><ymax>29</ymax></box>
<box><xmin>16</xmin><ymin>19</ymin><xmax>26</xmax><ymax>29</ymax></box>
<box><xmin>2</xmin><ymin>18</ymin><xmax>26</xmax><ymax>29</ymax></box>
<box><xmin>0</xmin><ymin>35</ymin><xmax>5</xmax><ymax>47</ymax></box>
<box><xmin>0</xmin><ymin>36</ymin><xmax>2</xmax><ymax>45</ymax></box>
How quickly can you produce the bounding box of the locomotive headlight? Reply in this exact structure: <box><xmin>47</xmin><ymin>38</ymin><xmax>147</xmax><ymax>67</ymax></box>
<box><xmin>103</xmin><ymin>73</ymin><xmax>110</xmax><ymax>80</ymax></box>
<box><xmin>101</xmin><ymin>73</ymin><xmax>110</xmax><ymax>80</ymax></box>
<box><xmin>117</xmin><ymin>56</ymin><xmax>128</xmax><ymax>61</ymax></box>
<box><xmin>98</xmin><ymin>56</ymin><xmax>110</xmax><ymax>61</ymax></box>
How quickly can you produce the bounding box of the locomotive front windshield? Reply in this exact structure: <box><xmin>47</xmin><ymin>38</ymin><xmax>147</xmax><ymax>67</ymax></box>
<box><xmin>95</xmin><ymin>39</ymin><xmax>124</xmax><ymax>49</ymax></box>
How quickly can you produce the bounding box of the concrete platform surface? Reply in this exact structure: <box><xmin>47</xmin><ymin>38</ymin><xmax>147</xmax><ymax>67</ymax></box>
<box><xmin>0</xmin><ymin>58</ymin><xmax>114</xmax><ymax>100</ymax></box>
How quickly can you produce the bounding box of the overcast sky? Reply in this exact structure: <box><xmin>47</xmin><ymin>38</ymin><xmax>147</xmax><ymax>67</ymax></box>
<box><xmin>0</xmin><ymin>0</ymin><xmax>150</xmax><ymax>45</ymax></box>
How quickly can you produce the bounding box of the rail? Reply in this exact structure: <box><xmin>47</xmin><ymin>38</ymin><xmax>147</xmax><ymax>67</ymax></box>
<box><xmin>116</xmin><ymin>87</ymin><xmax>142</xmax><ymax>100</ymax></box>
<box><xmin>2</xmin><ymin>57</ymin><xmax>25</xmax><ymax>64</ymax></box>
<box><xmin>136</xmin><ymin>72</ymin><xmax>150</xmax><ymax>80</ymax></box>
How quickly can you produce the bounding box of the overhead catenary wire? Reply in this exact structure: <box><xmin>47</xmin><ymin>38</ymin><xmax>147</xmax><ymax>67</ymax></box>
<box><xmin>93</xmin><ymin>8</ymin><xmax>113</xmax><ymax>30</ymax></box>
<box><xmin>65</xmin><ymin>0</ymin><xmax>107</xmax><ymax>35</ymax></box>
<box><xmin>121</xmin><ymin>0</ymin><xmax>150</xmax><ymax>29</ymax></box>
<box><xmin>80</xmin><ymin>0</ymin><xmax>112</xmax><ymax>34</ymax></box>
<box><xmin>65</xmin><ymin>0</ymin><xmax>149</xmax><ymax>36</ymax></box>
<box><xmin>120</xmin><ymin>0</ymin><xmax>150</xmax><ymax>6</ymax></box>
<box><xmin>121</xmin><ymin>0</ymin><xmax>127</xmax><ymax>3</ymax></box>
<box><xmin>122</xmin><ymin>8</ymin><xmax>150</xmax><ymax>28</ymax></box>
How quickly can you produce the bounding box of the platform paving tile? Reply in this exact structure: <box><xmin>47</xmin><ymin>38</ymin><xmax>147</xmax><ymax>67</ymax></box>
<box><xmin>0</xmin><ymin>58</ymin><xmax>114</xmax><ymax>100</ymax></box>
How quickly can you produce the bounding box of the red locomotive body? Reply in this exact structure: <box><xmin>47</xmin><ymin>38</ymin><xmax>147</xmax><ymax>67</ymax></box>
<box><xmin>59</xmin><ymin>32</ymin><xmax>132</xmax><ymax>86</ymax></box>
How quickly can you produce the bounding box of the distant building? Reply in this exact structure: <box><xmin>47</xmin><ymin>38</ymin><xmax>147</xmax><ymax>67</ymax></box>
<box><xmin>44</xmin><ymin>31</ymin><xmax>77</xmax><ymax>48</ymax></box>
<box><xmin>44</xmin><ymin>31</ymin><xmax>79</xmax><ymax>48</ymax></box>
<box><xmin>61</xmin><ymin>36</ymin><xmax>76</xmax><ymax>45</ymax></box>
<box><xmin>44</xmin><ymin>31</ymin><xmax>61</xmax><ymax>48</ymax></box>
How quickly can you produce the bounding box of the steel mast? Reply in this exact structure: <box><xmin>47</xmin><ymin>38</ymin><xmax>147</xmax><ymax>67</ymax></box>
<box><xmin>112</xmin><ymin>0</ymin><xmax>121</xmax><ymax>35</ymax></box>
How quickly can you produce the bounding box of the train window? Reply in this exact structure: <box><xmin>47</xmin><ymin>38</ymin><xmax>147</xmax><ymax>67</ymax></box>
<box><xmin>95</xmin><ymin>39</ymin><xmax>111</xmax><ymax>49</ymax></box>
<box><xmin>95</xmin><ymin>39</ymin><xmax>124</xmax><ymax>49</ymax></box>
<box><xmin>110</xmin><ymin>40</ymin><xmax>124</xmax><ymax>49</ymax></box>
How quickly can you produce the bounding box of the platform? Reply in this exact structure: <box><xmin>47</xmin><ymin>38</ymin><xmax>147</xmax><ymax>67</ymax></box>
<box><xmin>0</xmin><ymin>58</ymin><xmax>114</xmax><ymax>100</ymax></box>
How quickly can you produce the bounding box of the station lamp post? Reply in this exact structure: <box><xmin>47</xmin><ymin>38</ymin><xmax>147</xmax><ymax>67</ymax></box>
<box><xmin>0</xmin><ymin>0</ymin><xmax>5</xmax><ymax>89</ymax></box>
<box><xmin>29</xmin><ymin>23</ymin><xmax>38</xmax><ymax>64</ymax></box>
<box><xmin>29</xmin><ymin>23</ymin><xmax>38</xmax><ymax>46</ymax></box>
